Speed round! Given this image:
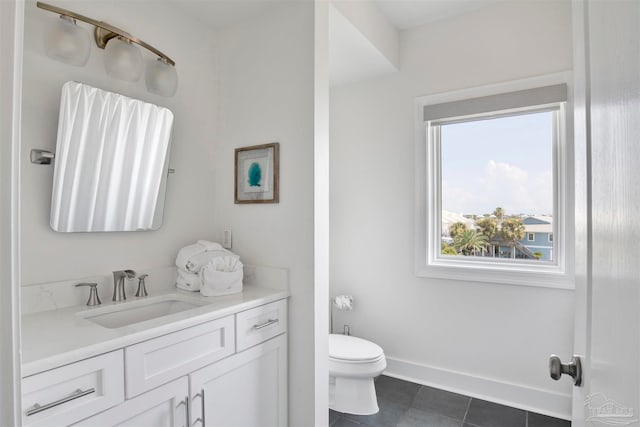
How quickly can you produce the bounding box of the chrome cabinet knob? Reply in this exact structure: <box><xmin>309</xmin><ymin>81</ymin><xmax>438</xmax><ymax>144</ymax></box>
<box><xmin>75</xmin><ymin>282</ymin><xmax>101</xmax><ymax>306</ymax></box>
<box><xmin>549</xmin><ymin>354</ymin><xmax>582</xmax><ymax>386</ymax></box>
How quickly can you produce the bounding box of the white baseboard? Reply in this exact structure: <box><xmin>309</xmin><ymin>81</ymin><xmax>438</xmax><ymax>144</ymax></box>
<box><xmin>384</xmin><ymin>356</ymin><xmax>571</xmax><ymax>421</ymax></box>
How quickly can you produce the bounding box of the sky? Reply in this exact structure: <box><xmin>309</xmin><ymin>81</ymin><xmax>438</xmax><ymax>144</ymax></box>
<box><xmin>440</xmin><ymin>111</ymin><xmax>554</xmax><ymax>216</ymax></box>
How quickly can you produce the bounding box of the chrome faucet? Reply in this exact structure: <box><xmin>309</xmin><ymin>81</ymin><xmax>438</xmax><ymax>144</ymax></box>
<box><xmin>76</xmin><ymin>282</ymin><xmax>101</xmax><ymax>306</ymax></box>
<box><xmin>135</xmin><ymin>274</ymin><xmax>149</xmax><ymax>297</ymax></box>
<box><xmin>112</xmin><ymin>269</ymin><xmax>136</xmax><ymax>301</ymax></box>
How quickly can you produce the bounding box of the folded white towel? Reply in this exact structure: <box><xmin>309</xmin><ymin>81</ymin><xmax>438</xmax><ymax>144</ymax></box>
<box><xmin>176</xmin><ymin>241</ymin><xmax>230</xmax><ymax>272</ymax></box>
<box><xmin>176</xmin><ymin>242</ymin><xmax>207</xmax><ymax>271</ymax></box>
<box><xmin>209</xmin><ymin>256</ymin><xmax>241</xmax><ymax>272</ymax></box>
<box><xmin>187</xmin><ymin>249</ymin><xmax>237</xmax><ymax>273</ymax></box>
<box><xmin>200</xmin><ymin>257</ymin><xmax>243</xmax><ymax>297</ymax></box>
<box><xmin>176</xmin><ymin>269</ymin><xmax>201</xmax><ymax>292</ymax></box>
<box><xmin>197</xmin><ymin>240</ymin><xmax>223</xmax><ymax>251</ymax></box>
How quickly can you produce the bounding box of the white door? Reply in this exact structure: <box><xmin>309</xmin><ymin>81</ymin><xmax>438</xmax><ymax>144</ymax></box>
<box><xmin>568</xmin><ymin>0</ymin><xmax>640</xmax><ymax>425</ymax></box>
<box><xmin>190</xmin><ymin>334</ymin><xmax>287</xmax><ymax>427</ymax></box>
<box><xmin>72</xmin><ymin>377</ymin><xmax>189</xmax><ymax>427</ymax></box>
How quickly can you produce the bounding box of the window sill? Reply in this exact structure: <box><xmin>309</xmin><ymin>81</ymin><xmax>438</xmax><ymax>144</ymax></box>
<box><xmin>415</xmin><ymin>260</ymin><xmax>574</xmax><ymax>289</ymax></box>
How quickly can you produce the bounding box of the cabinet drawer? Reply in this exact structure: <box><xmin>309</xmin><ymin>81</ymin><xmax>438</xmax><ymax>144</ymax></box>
<box><xmin>22</xmin><ymin>350</ymin><xmax>124</xmax><ymax>427</ymax></box>
<box><xmin>125</xmin><ymin>315</ymin><xmax>234</xmax><ymax>397</ymax></box>
<box><xmin>236</xmin><ymin>299</ymin><xmax>287</xmax><ymax>352</ymax></box>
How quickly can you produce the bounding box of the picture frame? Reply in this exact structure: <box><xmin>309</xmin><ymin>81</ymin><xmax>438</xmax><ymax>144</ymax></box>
<box><xmin>235</xmin><ymin>142</ymin><xmax>280</xmax><ymax>204</ymax></box>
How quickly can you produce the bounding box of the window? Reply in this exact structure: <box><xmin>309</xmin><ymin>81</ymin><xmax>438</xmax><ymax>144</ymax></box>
<box><xmin>440</xmin><ymin>110</ymin><xmax>555</xmax><ymax>262</ymax></box>
<box><xmin>415</xmin><ymin>75</ymin><xmax>573</xmax><ymax>288</ymax></box>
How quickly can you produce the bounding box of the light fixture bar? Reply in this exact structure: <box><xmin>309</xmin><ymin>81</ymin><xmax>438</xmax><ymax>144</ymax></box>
<box><xmin>36</xmin><ymin>1</ymin><xmax>175</xmax><ymax>66</ymax></box>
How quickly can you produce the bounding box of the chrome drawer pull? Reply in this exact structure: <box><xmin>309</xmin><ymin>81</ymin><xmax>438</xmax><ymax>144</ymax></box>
<box><xmin>253</xmin><ymin>318</ymin><xmax>279</xmax><ymax>330</ymax></box>
<box><xmin>26</xmin><ymin>387</ymin><xmax>95</xmax><ymax>416</ymax></box>
<box><xmin>194</xmin><ymin>389</ymin><xmax>205</xmax><ymax>425</ymax></box>
<box><xmin>185</xmin><ymin>396</ymin><xmax>190</xmax><ymax>427</ymax></box>
<box><xmin>177</xmin><ymin>396</ymin><xmax>189</xmax><ymax>427</ymax></box>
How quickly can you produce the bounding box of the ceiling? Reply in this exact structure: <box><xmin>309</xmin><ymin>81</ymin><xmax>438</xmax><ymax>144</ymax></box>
<box><xmin>170</xmin><ymin>0</ymin><xmax>498</xmax><ymax>31</ymax></box>
<box><xmin>168</xmin><ymin>0</ymin><xmax>501</xmax><ymax>87</ymax></box>
<box><xmin>373</xmin><ymin>0</ymin><xmax>498</xmax><ymax>30</ymax></box>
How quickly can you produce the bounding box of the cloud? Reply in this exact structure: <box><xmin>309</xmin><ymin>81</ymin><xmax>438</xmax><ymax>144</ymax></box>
<box><xmin>442</xmin><ymin>160</ymin><xmax>553</xmax><ymax>215</ymax></box>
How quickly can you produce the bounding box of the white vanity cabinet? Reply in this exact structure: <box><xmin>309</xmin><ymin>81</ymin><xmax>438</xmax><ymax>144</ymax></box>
<box><xmin>190</xmin><ymin>300</ymin><xmax>288</xmax><ymax>427</ymax></box>
<box><xmin>23</xmin><ymin>297</ymin><xmax>288</xmax><ymax>427</ymax></box>
<box><xmin>72</xmin><ymin>377</ymin><xmax>189</xmax><ymax>427</ymax></box>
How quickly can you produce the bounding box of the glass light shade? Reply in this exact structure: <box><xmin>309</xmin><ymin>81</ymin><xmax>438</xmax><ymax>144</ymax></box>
<box><xmin>104</xmin><ymin>37</ymin><xmax>143</xmax><ymax>82</ymax></box>
<box><xmin>44</xmin><ymin>15</ymin><xmax>91</xmax><ymax>66</ymax></box>
<box><xmin>145</xmin><ymin>58</ymin><xmax>178</xmax><ymax>97</ymax></box>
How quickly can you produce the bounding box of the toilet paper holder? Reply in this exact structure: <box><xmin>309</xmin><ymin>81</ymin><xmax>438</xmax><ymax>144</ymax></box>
<box><xmin>330</xmin><ymin>294</ymin><xmax>353</xmax><ymax>334</ymax></box>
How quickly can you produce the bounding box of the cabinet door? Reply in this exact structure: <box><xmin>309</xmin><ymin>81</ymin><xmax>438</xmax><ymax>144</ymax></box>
<box><xmin>190</xmin><ymin>334</ymin><xmax>287</xmax><ymax>427</ymax></box>
<box><xmin>73</xmin><ymin>377</ymin><xmax>189</xmax><ymax>427</ymax></box>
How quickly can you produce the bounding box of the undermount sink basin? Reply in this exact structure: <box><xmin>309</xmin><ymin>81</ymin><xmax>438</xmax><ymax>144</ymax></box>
<box><xmin>78</xmin><ymin>294</ymin><xmax>208</xmax><ymax>329</ymax></box>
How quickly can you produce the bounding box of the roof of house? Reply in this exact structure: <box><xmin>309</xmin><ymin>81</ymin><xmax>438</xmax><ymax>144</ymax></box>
<box><xmin>523</xmin><ymin>215</ymin><xmax>552</xmax><ymax>225</ymax></box>
<box><xmin>441</xmin><ymin>211</ymin><xmax>475</xmax><ymax>231</ymax></box>
<box><xmin>523</xmin><ymin>216</ymin><xmax>553</xmax><ymax>233</ymax></box>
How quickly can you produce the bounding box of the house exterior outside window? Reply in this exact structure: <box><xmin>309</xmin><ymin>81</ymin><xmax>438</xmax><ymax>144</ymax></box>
<box><xmin>519</xmin><ymin>216</ymin><xmax>553</xmax><ymax>261</ymax></box>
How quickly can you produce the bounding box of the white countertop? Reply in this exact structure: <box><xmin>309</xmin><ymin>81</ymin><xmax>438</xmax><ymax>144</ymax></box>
<box><xmin>21</xmin><ymin>285</ymin><xmax>289</xmax><ymax>377</ymax></box>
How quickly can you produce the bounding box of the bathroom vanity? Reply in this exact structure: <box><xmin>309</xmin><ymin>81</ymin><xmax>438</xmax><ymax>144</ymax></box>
<box><xmin>21</xmin><ymin>285</ymin><xmax>288</xmax><ymax>427</ymax></box>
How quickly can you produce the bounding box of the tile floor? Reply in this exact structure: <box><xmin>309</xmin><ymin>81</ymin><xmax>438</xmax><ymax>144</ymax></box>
<box><xmin>329</xmin><ymin>375</ymin><xmax>570</xmax><ymax>427</ymax></box>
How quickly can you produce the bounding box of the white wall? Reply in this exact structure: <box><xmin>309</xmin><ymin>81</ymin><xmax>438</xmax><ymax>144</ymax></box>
<box><xmin>315</xmin><ymin>1</ymin><xmax>331</xmax><ymax>425</ymax></box>
<box><xmin>20</xmin><ymin>0</ymin><xmax>219</xmax><ymax>285</ymax></box>
<box><xmin>1</xmin><ymin>1</ymin><xmax>24</xmax><ymax>423</ymax></box>
<box><xmin>330</xmin><ymin>1</ymin><xmax>575</xmax><ymax>418</ymax></box>
<box><xmin>212</xmin><ymin>3</ymin><xmax>317</xmax><ymax>425</ymax></box>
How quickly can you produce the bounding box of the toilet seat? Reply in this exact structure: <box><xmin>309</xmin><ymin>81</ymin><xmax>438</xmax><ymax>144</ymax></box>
<box><xmin>329</xmin><ymin>334</ymin><xmax>384</xmax><ymax>363</ymax></box>
<box><xmin>328</xmin><ymin>334</ymin><xmax>386</xmax><ymax>415</ymax></box>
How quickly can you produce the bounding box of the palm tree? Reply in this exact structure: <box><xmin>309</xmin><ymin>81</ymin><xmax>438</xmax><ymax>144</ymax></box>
<box><xmin>500</xmin><ymin>217</ymin><xmax>525</xmax><ymax>258</ymax></box>
<box><xmin>449</xmin><ymin>222</ymin><xmax>468</xmax><ymax>239</ymax></box>
<box><xmin>476</xmin><ymin>217</ymin><xmax>498</xmax><ymax>256</ymax></box>
<box><xmin>441</xmin><ymin>243</ymin><xmax>458</xmax><ymax>255</ymax></box>
<box><xmin>492</xmin><ymin>207</ymin><xmax>505</xmax><ymax>225</ymax></box>
<box><xmin>454</xmin><ymin>229</ymin><xmax>488</xmax><ymax>256</ymax></box>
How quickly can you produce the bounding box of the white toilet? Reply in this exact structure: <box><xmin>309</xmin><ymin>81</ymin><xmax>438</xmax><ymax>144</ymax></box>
<box><xmin>329</xmin><ymin>334</ymin><xmax>387</xmax><ymax>415</ymax></box>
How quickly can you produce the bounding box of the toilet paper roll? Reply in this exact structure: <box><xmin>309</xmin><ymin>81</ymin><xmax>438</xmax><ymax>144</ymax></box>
<box><xmin>333</xmin><ymin>295</ymin><xmax>354</xmax><ymax>310</ymax></box>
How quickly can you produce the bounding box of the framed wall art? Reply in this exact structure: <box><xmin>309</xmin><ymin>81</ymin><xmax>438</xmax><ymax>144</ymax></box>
<box><xmin>235</xmin><ymin>142</ymin><xmax>280</xmax><ymax>204</ymax></box>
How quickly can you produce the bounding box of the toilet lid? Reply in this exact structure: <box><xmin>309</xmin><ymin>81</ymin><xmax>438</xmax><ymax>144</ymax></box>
<box><xmin>329</xmin><ymin>334</ymin><xmax>384</xmax><ymax>362</ymax></box>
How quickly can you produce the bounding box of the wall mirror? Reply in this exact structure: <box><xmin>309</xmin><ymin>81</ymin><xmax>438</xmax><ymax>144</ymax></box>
<box><xmin>50</xmin><ymin>81</ymin><xmax>174</xmax><ymax>232</ymax></box>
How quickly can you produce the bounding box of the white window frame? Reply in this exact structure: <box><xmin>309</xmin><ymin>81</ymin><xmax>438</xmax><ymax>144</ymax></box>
<box><xmin>528</xmin><ymin>233</ymin><xmax>535</xmax><ymax>242</ymax></box>
<box><xmin>414</xmin><ymin>73</ymin><xmax>574</xmax><ymax>289</ymax></box>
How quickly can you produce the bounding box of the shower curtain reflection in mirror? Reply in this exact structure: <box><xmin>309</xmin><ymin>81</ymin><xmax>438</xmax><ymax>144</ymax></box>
<box><xmin>50</xmin><ymin>82</ymin><xmax>174</xmax><ymax>232</ymax></box>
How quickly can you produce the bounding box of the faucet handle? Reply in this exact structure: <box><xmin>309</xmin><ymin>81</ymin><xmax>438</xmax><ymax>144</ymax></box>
<box><xmin>76</xmin><ymin>283</ymin><xmax>101</xmax><ymax>306</ymax></box>
<box><xmin>135</xmin><ymin>274</ymin><xmax>149</xmax><ymax>297</ymax></box>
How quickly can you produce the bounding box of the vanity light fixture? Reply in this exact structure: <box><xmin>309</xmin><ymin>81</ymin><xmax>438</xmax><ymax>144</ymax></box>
<box><xmin>37</xmin><ymin>1</ymin><xmax>178</xmax><ymax>96</ymax></box>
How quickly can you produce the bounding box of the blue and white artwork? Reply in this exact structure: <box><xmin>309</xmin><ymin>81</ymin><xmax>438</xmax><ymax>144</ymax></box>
<box><xmin>243</xmin><ymin>157</ymin><xmax>270</xmax><ymax>193</ymax></box>
<box><xmin>235</xmin><ymin>142</ymin><xmax>279</xmax><ymax>203</ymax></box>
